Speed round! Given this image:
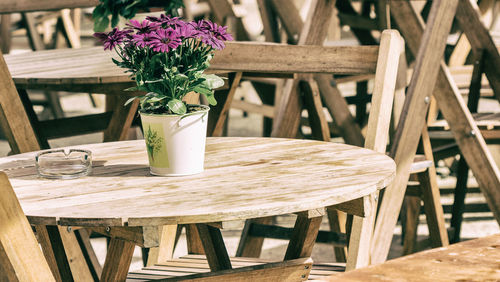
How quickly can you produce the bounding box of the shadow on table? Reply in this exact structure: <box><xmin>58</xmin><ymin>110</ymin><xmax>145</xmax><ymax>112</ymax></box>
<box><xmin>90</xmin><ymin>163</ymin><xmax>151</xmax><ymax>177</ymax></box>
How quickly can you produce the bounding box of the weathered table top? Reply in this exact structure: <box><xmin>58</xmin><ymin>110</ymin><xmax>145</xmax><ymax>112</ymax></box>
<box><xmin>1</xmin><ymin>137</ymin><xmax>395</xmax><ymax>227</ymax></box>
<box><xmin>4</xmin><ymin>46</ymin><xmax>225</xmax><ymax>88</ymax></box>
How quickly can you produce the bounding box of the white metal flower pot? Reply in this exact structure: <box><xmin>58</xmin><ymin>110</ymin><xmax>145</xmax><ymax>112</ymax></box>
<box><xmin>139</xmin><ymin>105</ymin><xmax>209</xmax><ymax>176</ymax></box>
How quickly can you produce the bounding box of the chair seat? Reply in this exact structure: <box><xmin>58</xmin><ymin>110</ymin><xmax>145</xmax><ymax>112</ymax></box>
<box><xmin>127</xmin><ymin>255</ymin><xmax>345</xmax><ymax>281</ymax></box>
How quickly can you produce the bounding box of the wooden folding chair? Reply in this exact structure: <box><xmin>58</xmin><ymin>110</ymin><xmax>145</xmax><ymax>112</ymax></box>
<box><xmin>0</xmin><ymin>171</ymin><xmax>313</xmax><ymax>281</ymax></box>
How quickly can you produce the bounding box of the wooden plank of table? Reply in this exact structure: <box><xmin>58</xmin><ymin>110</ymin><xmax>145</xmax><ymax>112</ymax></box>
<box><xmin>392</xmin><ymin>0</ymin><xmax>500</xmax><ymax>230</ymax></box>
<box><xmin>455</xmin><ymin>0</ymin><xmax>500</xmax><ymax>102</ymax></box>
<box><xmin>372</xmin><ymin>0</ymin><xmax>459</xmax><ymax>265</ymax></box>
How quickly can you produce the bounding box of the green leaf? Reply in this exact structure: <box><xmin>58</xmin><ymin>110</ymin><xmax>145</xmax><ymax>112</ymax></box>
<box><xmin>111</xmin><ymin>11</ymin><xmax>120</xmax><ymax>28</ymax></box>
<box><xmin>201</xmin><ymin>74</ymin><xmax>225</xmax><ymax>89</ymax></box>
<box><xmin>206</xmin><ymin>93</ymin><xmax>217</xmax><ymax>106</ymax></box>
<box><xmin>94</xmin><ymin>16</ymin><xmax>109</xmax><ymax>32</ymax></box>
<box><xmin>168</xmin><ymin>99</ymin><xmax>187</xmax><ymax>115</ymax></box>
<box><xmin>124</xmin><ymin>96</ymin><xmax>138</xmax><ymax>106</ymax></box>
<box><xmin>192</xmin><ymin>85</ymin><xmax>212</xmax><ymax>96</ymax></box>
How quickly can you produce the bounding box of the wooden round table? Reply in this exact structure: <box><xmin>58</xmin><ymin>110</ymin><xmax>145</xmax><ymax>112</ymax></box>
<box><xmin>1</xmin><ymin>137</ymin><xmax>395</xmax><ymax>280</ymax></box>
<box><xmin>2</xmin><ymin>137</ymin><xmax>395</xmax><ymax>227</ymax></box>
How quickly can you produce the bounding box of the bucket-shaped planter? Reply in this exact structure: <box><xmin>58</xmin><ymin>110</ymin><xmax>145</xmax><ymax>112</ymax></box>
<box><xmin>139</xmin><ymin>105</ymin><xmax>210</xmax><ymax>176</ymax></box>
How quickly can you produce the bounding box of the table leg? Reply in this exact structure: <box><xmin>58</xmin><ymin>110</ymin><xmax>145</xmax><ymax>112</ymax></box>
<box><xmin>196</xmin><ymin>223</ymin><xmax>232</xmax><ymax>271</ymax></box>
<box><xmin>100</xmin><ymin>238</ymin><xmax>135</xmax><ymax>282</ymax></box>
<box><xmin>284</xmin><ymin>211</ymin><xmax>323</xmax><ymax>260</ymax></box>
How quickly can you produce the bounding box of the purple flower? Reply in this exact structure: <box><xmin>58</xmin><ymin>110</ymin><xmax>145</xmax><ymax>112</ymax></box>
<box><xmin>147</xmin><ymin>14</ymin><xmax>185</xmax><ymax>29</ymax></box>
<box><xmin>132</xmin><ymin>33</ymin><xmax>155</xmax><ymax>48</ymax></box>
<box><xmin>176</xmin><ymin>23</ymin><xmax>197</xmax><ymax>39</ymax></box>
<box><xmin>150</xmin><ymin>28</ymin><xmax>181</xmax><ymax>53</ymax></box>
<box><xmin>93</xmin><ymin>28</ymin><xmax>131</xmax><ymax>50</ymax></box>
<box><xmin>126</xmin><ymin>19</ymin><xmax>159</xmax><ymax>34</ymax></box>
<box><xmin>197</xmin><ymin>21</ymin><xmax>233</xmax><ymax>50</ymax></box>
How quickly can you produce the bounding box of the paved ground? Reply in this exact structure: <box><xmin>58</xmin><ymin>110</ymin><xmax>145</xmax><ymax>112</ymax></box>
<box><xmin>4</xmin><ymin>1</ymin><xmax>499</xmax><ymax>271</ymax></box>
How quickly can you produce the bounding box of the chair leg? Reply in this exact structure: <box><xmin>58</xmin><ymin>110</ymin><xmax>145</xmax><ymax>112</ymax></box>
<box><xmin>346</xmin><ymin>193</ymin><xmax>377</xmax><ymax>271</ymax></box>
<box><xmin>327</xmin><ymin>208</ymin><xmax>347</xmax><ymax>262</ymax></box>
<box><xmin>419</xmin><ymin>167</ymin><xmax>449</xmax><ymax>248</ymax></box>
<box><xmin>450</xmin><ymin>155</ymin><xmax>469</xmax><ymax>243</ymax></box>
<box><xmin>236</xmin><ymin>217</ymin><xmax>273</xmax><ymax>257</ymax></box>
<box><xmin>402</xmin><ymin>196</ymin><xmax>421</xmax><ymax>255</ymax></box>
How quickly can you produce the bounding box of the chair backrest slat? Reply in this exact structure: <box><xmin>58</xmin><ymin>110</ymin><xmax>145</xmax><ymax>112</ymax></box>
<box><xmin>0</xmin><ymin>172</ymin><xmax>55</xmax><ymax>281</ymax></box>
<box><xmin>211</xmin><ymin>42</ymin><xmax>379</xmax><ymax>75</ymax></box>
<box><xmin>0</xmin><ymin>0</ymin><xmax>98</xmax><ymax>14</ymax></box>
<box><xmin>365</xmin><ymin>30</ymin><xmax>404</xmax><ymax>153</ymax></box>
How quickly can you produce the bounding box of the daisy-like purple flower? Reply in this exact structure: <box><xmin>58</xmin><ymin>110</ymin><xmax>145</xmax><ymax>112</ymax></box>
<box><xmin>176</xmin><ymin>23</ymin><xmax>197</xmax><ymax>39</ymax></box>
<box><xmin>197</xmin><ymin>21</ymin><xmax>233</xmax><ymax>50</ymax></box>
<box><xmin>150</xmin><ymin>28</ymin><xmax>181</xmax><ymax>53</ymax></box>
<box><xmin>147</xmin><ymin>14</ymin><xmax>185</xmax><ymax>29</ymax></box>
<box><xmin>126</xmin><ymin>19</ymin><xmax>159</xmax><ymax>34</ymax></box>
<box><xmin>132</xmin><ymin>32</ymin><xmax>155</xmax><ymax>48</ymax></box>
<box><xmin>93</xmin><ymin>28</ymin><xmax>131</xmax><ymax>50</ymax></box>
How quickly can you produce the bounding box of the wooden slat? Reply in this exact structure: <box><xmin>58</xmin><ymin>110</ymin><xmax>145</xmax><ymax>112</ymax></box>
<box><xmin>196</xmin><ymin>224</ymin><xmax>232</xmax><ymax>272</ymax></box>
<box><xmin>300</xmin><ymin>77</ymin><xmax>330</xmax><ymax>141</ymax></box>
<box><xmin>0</xmin><ymin>51</ymin><xmax>40</xmax><ymax>153</ymax></box>
<box><xmin>130</xmin><ymin>257</ymin><xmax>313</xmax><ymax>281</ymax></box>
<box><xmin>271</xmin><ymin>0</ymin><xmax>337</xmax><ymax>139</ymax></box>
<box><xmin>0</xmin><ymin>0</ymin><xmax>98</xmax><ymax>13</ymax></box>
<box><xmin>207</xmin><ymin>72</ymin><xmax>242</xmax><ymax>137</ymax></box>
<box><xmin>91</xmin><ymin>226</ymin><xmax>159</xmax><ymax>248</ymax></box>
<box><xmin>211</xmin><ymin>43</ymin><xmax>378</xmax><ymax>75</ymax></box>
<box><xmin>146</xmin><ymin>224</ymin><xmax>178</xmax><ymax>266</ymax></box>
<box><xmin>333</xmin><ymin>234</ymin><xmax>500</xmax><ymax>281</ymax></box>
<box><xmin>0</xmin><ymin>172</ymin><xmax>55</xmax><ymax>281</ymax></box>
<box><xmin>269</xmin><ymin>0</ymin><xmax>303</xmax><ymax>42</ymax></box>
<box><xmin>365</xmin><ymin>30</ymin><xmax>402</xmax><ymax>153</ymax></box>
<box><xmin>103</xmin><ymin>96</ymin><xmax>139</xmax><ymax>142</ymax></box>
<box><xmin>101</xmin><ymin>238</ymin><xmax>135</xmax><ymax>282</ymax></box>
<box><xmin>284</xmin><ymin>213</ymin><xmax>323</xmax><ymax>260</ymax></box>
<box><xmin>455</xmin><ymin>0</ymin><xmax>500</xmax><ymax>102</ymax></box>
<box><xmin>39</xmin><ymin>112</ymin><xmax>112</xmax><ymax>139</ymax></box>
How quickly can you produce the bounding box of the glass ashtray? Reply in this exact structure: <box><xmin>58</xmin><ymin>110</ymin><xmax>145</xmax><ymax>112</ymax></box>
<box><xmin>35</xmin><ymin>149</ymin><xmax>92</xmax><ymax>179</ymax></box>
